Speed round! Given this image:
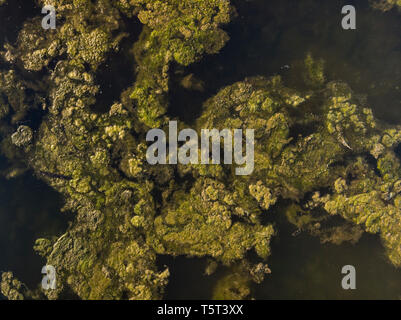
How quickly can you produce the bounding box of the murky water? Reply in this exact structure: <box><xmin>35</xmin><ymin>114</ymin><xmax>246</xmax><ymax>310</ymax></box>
<box><xmin>0</xmin><ymin>0</ymin><xmax>70</xmax><ymax>295</ymax></box>
<box><xmin>0</xmin><ymin>170</ymin><xmax>69</xmax><ymax>289</ymax></box>
<box><xmin>170</xmin><ymin>0</ymin><xmax>401</xmax><ymax>124</ymax></box>
<box><xmin>166</xmin><ymin>0</ymin><xmax>401</xmax><ymax>300</ymax></box>
<box><xmin>0</xmin><ymin>0</ymin><xmax>39</xmax><ymax>46</ymax></box>
<box><xmin>255</xmin><ymin>217</ymin><xmax>401</xmax><ymax>300</ymax></box>
<box><xmin>163</xmin><ymin>213</ymin><xmax>401</xmax><ymax>300</ymax></box>
<box><xmin>0</xmin><ymin>0</ymin><xmax>400</xmax><ymax>299</ymax></box>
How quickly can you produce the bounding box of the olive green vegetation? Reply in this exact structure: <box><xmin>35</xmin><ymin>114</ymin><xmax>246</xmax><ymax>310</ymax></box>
<box><xmin>371</xmin><ymin>0</ymin><xmax>401</xmax><ymax>11</ymax></box>
<box><xmin>1</xmin><ymin>272</ymin><xmax>37</xmax><ymax>300</ymax></box>
<box><xmin>0</xmin><ymin>0</ymin><xmax>242</xmax><ymax>300</ymax></box>
<box><xmin>0</xmin><ymin>0</ymin><xmax>400</xmax><ymax>300</ymax></box>
<box><xmin>127</xmin><ymin>0</ymin><xmax>233</xmax><ymax>128</ymax></box>
<box><xmin>195</xmin><ymin>69</ymin><xmax>401</xmax><ymax>265</ymax></box>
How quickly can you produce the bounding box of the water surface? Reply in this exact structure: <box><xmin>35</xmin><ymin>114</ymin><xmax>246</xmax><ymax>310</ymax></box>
<box><xmin>166</xmin><ymin>0</ymin><xmax>401</xmax><ymax>300</ymax></box>
<box><xmin>1</xmin><ymin>0</ymin><xmax>401</xmax><ymax>299</ymax></box>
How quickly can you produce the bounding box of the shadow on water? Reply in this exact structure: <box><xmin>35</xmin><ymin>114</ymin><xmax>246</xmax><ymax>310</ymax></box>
<box><xmin>169</xmin><ymin>0</ymin><xmax>401</xmax><ymax>124</ymax></box>
<box><xmin>0</xmin><ymin>171</ymin><xmax>70</xmax><ymax>289</ymax></box>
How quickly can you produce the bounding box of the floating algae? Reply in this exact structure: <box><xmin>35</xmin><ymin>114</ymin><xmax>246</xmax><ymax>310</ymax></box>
<box><xmin>0</xmin><ymin>0</ymin><xmax>400</xmax><ymax>300</ymax></box>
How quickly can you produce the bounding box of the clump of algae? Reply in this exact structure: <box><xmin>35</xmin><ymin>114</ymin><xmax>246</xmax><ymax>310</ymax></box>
<box><xmin>371</xmin><ymin>0</ymin><xmax>401</xmax><ymax>11</ymax></box>
<box><xmin>1</xmin><ymin>0</ymin><xmax>401</xmax><ymax>301</ymax></box>
<box><xmin>1</xmin><ymin>0</ymin><xmax>236</xmax><ymax>300</ymax></box>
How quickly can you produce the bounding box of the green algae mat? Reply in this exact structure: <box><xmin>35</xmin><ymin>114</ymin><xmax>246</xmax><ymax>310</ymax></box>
<box><xmin>0</xmin><ymin>0</ymin><xmax>400</xmax><ymax>300</ymax></box>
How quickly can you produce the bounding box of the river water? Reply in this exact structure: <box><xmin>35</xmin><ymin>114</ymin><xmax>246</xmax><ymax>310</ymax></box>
<box><xmin>0</xmin><ymin>0</ymin><xmax>400</xmax><ymax>299</ymax></box>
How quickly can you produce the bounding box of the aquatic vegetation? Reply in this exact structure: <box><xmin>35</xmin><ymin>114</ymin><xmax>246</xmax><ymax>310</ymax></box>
<box><xmin>128</xmin><ymin>0</ymin><xmax>234</xmax><ymax>127</ymax></box>
<box><xmin>1</xmin><ymin>272</ymin><xmax>32</xmax><ymax>300</ymax></box>
<box><xmin>371</xmin><ymin>0</ymin><xmax>401</xmax><ymax>11</ymax></box>
<box><xmin>153</xmin><ymin>177</ymin><xmax>275</xmax><ymax>263</ymax></box>
<box><xmin>212</xmin><ymin>272</ymin><xmax>252</xmax><ymax>300</ymax></box>
<box><xmin>212</xmin><ymin>261</ymin><xmax>270</xmax><ymax>299</ymax></box>
<box><xmin>196</xmin><ymin>64</ymin><xmax>401</xmax><ymax>266</ymax></box>
<box><xmin>11</xmin><ymin>125</ymin><xmax>33</xmax><ymax>147</ymax></box>
<box><xmin>0</xmin><ymin>0</ymin><xmax>401</xmax><ymax>300</ymax></box>
<box><xmin>1</xmin><ymin>0</ymin><xmax>236</xmax><ymax>300</ymax></box>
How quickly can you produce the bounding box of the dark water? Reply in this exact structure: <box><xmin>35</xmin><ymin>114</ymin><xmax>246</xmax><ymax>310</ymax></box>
<box><xmin>170</xmin><ymin>0</ymin><xmax>401</xmax><ymax>124</ymax></box>
<box><xmin>0</xmin><ymin>2</ymin><xmax>70</xmax><ymax>294</ymax></box>
<box><xmin>166</xmin><ymin>0</ymin><xmax>401</xmax><ymax>300</ymax></box>
<box><xmin>0</xmin><ymin>170</ymin><xmax>69</xmax><ymax>289</ymax></box>
<box><xmin>160</xmin><ymin>256</ymin><xmax>227</xmax><ymax>300</ymax></box>
<box><xmin>0</xmin><ymin>0</ymin><xmax>401</xmax><ymax>299</ymax></box>
<box><xmin>164</xmin><ymin>228</ymin><xmax>401</xmax><ymax>300</ymax></box>
<box><xmin>0</xmin><ymin>0</ymin><xmax>39</xmax><ymax>46</ymax></box>
<box><xmin>93</xmin><ymin>16</ymin><xmax>142</xmax><ymax>113</ymax></box>
<box><xmin>255</xmin><ymin>219</ymin><xmax>401</xmax><ymax>300</ymax></box>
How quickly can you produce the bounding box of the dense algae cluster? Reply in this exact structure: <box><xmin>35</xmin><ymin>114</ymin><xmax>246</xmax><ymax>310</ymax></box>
<box><xmin>371</xmin><ymin>0</ymin><xmax>401</xmax><ymax>11</ymax></box>
<box><xmin>0</xmin><ymin>0</ymin><xmax>400</xmax><ymax>300</ymax></box>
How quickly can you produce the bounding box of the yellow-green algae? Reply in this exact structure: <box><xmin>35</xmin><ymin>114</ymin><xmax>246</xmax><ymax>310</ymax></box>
<box><xmin>371</xmin><ymin>0</ymin><xmax>401</xmax><ymax>11</ymax></box>
<box><xmin>1</xmin><ymin>0</ymin><xmax>401</xmax><ymax>300</ymax></box>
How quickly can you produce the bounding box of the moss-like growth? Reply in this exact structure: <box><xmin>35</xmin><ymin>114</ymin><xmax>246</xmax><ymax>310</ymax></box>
<box><xmin>371</xmin><ymin>0</ymin><xmax>401</xmax><ymax>11</ymax></box>
<box><xmin>1</xmin><ymin>0</ymin><xmax>401</xmax><ymax>301</ymax></box>
<box><xmin>128</xmin><ymin>0</ymin><xmax>234</xmax><ymax>127</ymax></box>
<box><xmin>153</xmin><ymin>177</ymin><xmax>275</xmax><ymax>264</ymax></box>
<box><xmin>0</xmin><ymin>272</ymin><xmax>39</xmax><ymax>300</ymax></box>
